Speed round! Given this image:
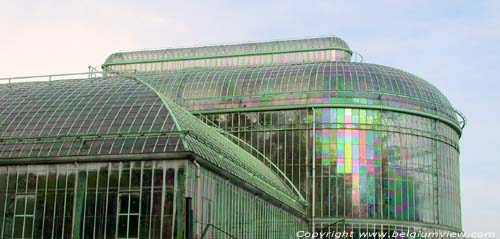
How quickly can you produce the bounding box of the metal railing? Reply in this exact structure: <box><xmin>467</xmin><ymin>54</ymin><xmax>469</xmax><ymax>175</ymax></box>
<box><xmin>352</xmin><ymin>51</ymin><xmax>364</xmax><ymax>63</ymax></box>
<box><xmin>454</xmin><ymin>109</ymin><xmax>467</xmax><ymax>129</ymax></box>
<box><xmin>0</xmin><ymin>69</ymin><xmax>104</xmax><ymax>87</ymax></box>
<box><xmin>0</xmin><ymin>66</ymin><xmax>144</xmax><ymax>88</ymax></box>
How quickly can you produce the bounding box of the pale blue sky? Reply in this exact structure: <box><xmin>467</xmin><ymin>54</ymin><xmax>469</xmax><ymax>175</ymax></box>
<box><xmin>1</xmin><ymin>0</ymin><xmax>499</xmax><ymax>234</ymax></box>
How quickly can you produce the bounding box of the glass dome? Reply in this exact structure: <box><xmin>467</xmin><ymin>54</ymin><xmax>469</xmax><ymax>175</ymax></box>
<box><xmin>137</xmin><ymin>62</ymin><xmax>464</xmax><ymax>133</ymax></box>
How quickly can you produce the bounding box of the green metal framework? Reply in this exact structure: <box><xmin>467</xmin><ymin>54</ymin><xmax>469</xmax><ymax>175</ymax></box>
<box><xmin>185</xmin><ymin>164</ymin><xmax>307</xmax><ymax>238</ymax></box>
<box><xmin>134</xmin><ymin>76</ymin><xmax>306</xmax><ymax>209</ymax></box>
<box><xmin>0</xmin><ymin>76</ymin><xmax>305</xmax><ymax>209</ymax></box>
<box><xmin>132</xmin><ymin>62</ymin><xmax>464</xmax><ymax>133</ymax></box>
<box><xmin>104</xmin><ymin>36</ymin><xmax>351</xmax><ymax>65</ymax></box>
<box><xmin>0</xmin><ymin>35</ymin><xmax>466</xmax><ymax>238</ymax></box>
<box><xmin>102</xmin><ymin>37</ymin><xmax>353</xmax><ymax>73</ymax></box>
<box><xmin>0</xmin><ymin>160</ymin><xmax>187</xmax><ymax>238</ymax></box>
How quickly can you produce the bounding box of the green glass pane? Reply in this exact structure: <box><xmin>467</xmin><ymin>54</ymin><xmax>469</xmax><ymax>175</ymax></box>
<box><xmin>119</xmin><ymin>194</ymin><xmax>129</xmax><ymax>213</ymax></box>
<box><xmin>15</xmin><ymin>198</ymin><xmax>25</xmax><ymax>214</ymax></box>
<box><xmin>13</xmin><ymin>217</ymin><xmax>24</xmax><ymax>238</ymax></box>
<box><xmin>128</xmin><ymin>215</ymin><xmax>139</xmax><ymax>237</ymax></box>
<box><xmin>130</xmin><ymin>194</ymin><xmax>140</xmax><ymax>214</ymax></box>
<box><xmin>117</xmin><ymin>215</ymin><xmax>128</xmax><ymax>238</ymax></box>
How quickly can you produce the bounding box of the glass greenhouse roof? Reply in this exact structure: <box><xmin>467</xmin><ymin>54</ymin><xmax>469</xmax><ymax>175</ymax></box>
<box><xmin>102</xmin><ymin>36</ymin><xmax>352</xmax><ymax>70</ymax></box>
<box><xmin>137</xmin><ymin>62</ymin><xmax>464</xmax><ymax>132</ymax></box>
<box><xmin>0</xmin><ymin>77</ymin><xmax>305</xmax><ymax>210</ymax></box>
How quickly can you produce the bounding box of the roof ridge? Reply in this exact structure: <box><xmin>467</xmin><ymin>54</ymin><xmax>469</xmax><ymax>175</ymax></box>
<box><xmin>130</xmin><ymin>75</ymin><xmax>307</xmax><ymax>211</ymax></box>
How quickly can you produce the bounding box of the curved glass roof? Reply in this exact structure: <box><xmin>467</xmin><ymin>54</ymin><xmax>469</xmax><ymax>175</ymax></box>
<box><xmin>0</xmin><ymin>77</ymin><xmax>304</xmax><ymax>210</ymax></box>
<box><xmin>103</xmin><ymin>36</ymin><xmax>351</xmax><ymax>67</ymax></box>
<box><xmin>0</xmin><ymin>77</ymin><xmax>173</xmax><ymax>139</ymax></box>
<box><xmin>136</xmin><ymin>62</ymin><xmax>463</xmax><ymax>132</ymax></box>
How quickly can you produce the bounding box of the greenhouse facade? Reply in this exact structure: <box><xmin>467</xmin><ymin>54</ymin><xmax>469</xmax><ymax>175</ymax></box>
<box><xmin>0</xmin><ymin>36</ymin><xmax>465</xmax><ymax>238</ymax></box>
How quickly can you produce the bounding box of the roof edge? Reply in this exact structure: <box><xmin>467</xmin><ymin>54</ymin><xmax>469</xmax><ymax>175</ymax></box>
<box><xmin>129</xmin><ymin>75</ymin><xmax>307</xmax><ymax>208</ymax></box>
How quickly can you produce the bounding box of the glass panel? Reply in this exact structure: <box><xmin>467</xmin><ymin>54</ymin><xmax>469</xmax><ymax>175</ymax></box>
<box><xmin>130</xmin><ymin>194</ymin><xmax>140</xmax><ymax>214</ymax></box>
<box><xmin>15</xmin><ymin>197</ymin><xmax>25</xmax><ymax>215</ymax></box>
<box><xmin>128</xmin><ymin>215</ymin><xmax>139</xmax><ymax>237</ymax></box>
<box><xmin>13</xmin><ymin>217</ymin><xmax>24</xmax><ymax>238</ymax></box>
<box><xmin>119</xmin><ymin>194</ymin><xmax>129</xmax><ymax>213</ymax></box>
<box><xmin>24</xmin><ymin>218</ymin><xmax>33</xmax><ymax>238</ymax></box>
<box><xmin>117</xmin><ymin>215</ymin><xmax>128</xmax><ymax>238</ymax></box>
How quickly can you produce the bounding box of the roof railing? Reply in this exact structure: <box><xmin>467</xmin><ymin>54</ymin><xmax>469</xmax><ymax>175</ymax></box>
<box><xmin>0</xmin><ymin>66</ymin><xmax>145</xmax><ymax>87</ymax></box>
<box><xmin>454</xmin><ymin>109</ymin><xmax>467</xmax><ymax>129</ymax></box>
<box><xmin>352</xmin><ymin>51</ymin><xmax>364</xmax><ymax>63</ymax></box>
<box><xmin>0</xmin><ymin>70</ymin><xmax>103</xmax><ymax>87</ymax></box>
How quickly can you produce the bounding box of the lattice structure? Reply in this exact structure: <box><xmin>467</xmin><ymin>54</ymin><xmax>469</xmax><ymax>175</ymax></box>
<box><xmin>0</xmin><ymin>36</ymin><xmax>466</xmax><ymax>238</ymax></box>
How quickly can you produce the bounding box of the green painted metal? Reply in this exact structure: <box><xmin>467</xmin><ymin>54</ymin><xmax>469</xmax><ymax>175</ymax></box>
<box><xmin>0</xmin><ymin>152</ymin><xmax>193</xmax><ymax>166</ymax></box>
<box><xmin>103</xmin><ymin>36</ymin><xmax>351</xmax><ymax>65</ymax></box>
<box><xmin>200</xmin><ymin>224</ymin><xmax>236</xmax><ymax>239</ymax></box>
<box><xmin>0</xmin><ymin>131</ymin><xmax>188</xmax><ymax>143</ymax></box>
<box><xmin>218</xmin><ymin>122</ymin><xmax>459</xmax><ymax>151</ymax></box>
<box><xmin>0</xmin><ymin>76</ymin><xmax>184</xmax><ymax>159</ymax></box>
<box><xmin>133</xmin><ymin>61</ymin><xmax>463</xmax><ymax>134</ymax></box>
<box><xmin>190</xmin><ymin>164</ymin><xmax>307</xmax><ymax>238</ymax></box>
<box><xmin>0</xmin><ymin>74</ymin><xmax>306</xmax><ymax>212</ymax></box>
<box><xmin>0</xmin><ymin>72</ymin><xmax>99</xmax><ymax>83</ymax></box>
<box><xmin>196</xmin><ymin>113</ymin><xmax>307</xmax><ymax>204</ymax></box>
<box><xmin>0</xmin><ymin>36</ymin><xmax>466</xmax><ymax>237</ymax></box>
<box><xmin>0</xmin><ymin>161</ymin><xmax>188</xmax><ymax>238</ymax></box>
<box><xmin>103</xmin><ymin>47</ymin><xmax>353</xmax><ymax>66</ymax></box>
<box><xmin>73</xmin><ymin>171</ymin><xmax>86</xmax><ymax>239</ymax></box>
<box><xmin>194</xmin><ymin>103</ymin><xmax>463</xmax><ymax>141</ymax></box>
<box><xmin>133</xmin><ymin>76</ymin><xmax>306</xmax><ymax>211</ymax></box>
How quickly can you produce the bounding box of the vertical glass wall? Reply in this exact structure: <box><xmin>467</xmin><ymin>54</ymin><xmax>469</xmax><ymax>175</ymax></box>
<box><xmin>314</xmin><ymin>108</ymin><xmax>460</xmax><ymax>229</ymax></box>
<box><xmin>185</xmin><ymin>164</ymin><xmax>307</xmax><ymax>239</ymax></box>
<box><xmin>201</xmin><ymin>110</ymin><xmax>311</xmax><ymax>197</ymax></box>
<box><xmin>0</xmin><ymin>160</ymin><xmax>185</xmax><ymax>239</ymax></box>
<box><xmin>201</xmin><ymin>107</ymin><xmax>461</xmax><ymax>231</ymax></box>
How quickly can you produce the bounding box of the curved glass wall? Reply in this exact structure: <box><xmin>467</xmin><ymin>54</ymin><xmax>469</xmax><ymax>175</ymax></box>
<box><xmin>201</xmin><ymin>107</ymin><xmax>461</xmax><ymax>232</ymax></box>
<box><xmin>314</xmin><ymin>108</ymin><xmax>460</xmax><ymax>229</ymax></box>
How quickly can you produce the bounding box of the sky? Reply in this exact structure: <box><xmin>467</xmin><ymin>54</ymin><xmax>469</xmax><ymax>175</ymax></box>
<box><xmin>1</xmin><ymin>0</ymin><xmax>499</xmax><ymax>234</ymax></box>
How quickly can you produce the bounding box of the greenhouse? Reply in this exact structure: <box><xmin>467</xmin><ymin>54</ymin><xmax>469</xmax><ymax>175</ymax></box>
<box><xmin>0</xmin><ymin>36</ymin><xmax>465</xmax><ymax>238</ymax></box>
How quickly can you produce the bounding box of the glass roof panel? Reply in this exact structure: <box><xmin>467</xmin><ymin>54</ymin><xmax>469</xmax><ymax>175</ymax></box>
<box><xmin>103</xmin><ymin>36</ymin><xmax>352</xmax><ymax>71</ymax></box>
<box><xmin>138</xmin><ymin>62</ymin><xmax>461</xmax><ymax>131</ymax></box>
<box><xmin>0</xmin><ymin>76</ymin><xmax>304</xmax><ymax>210</ymax></box>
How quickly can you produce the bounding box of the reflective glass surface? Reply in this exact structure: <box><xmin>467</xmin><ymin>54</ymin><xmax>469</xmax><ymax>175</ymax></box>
<box><xmin>203</xmin><ymin>107</ymin><xmax>461</xmax><ymax>231</ymax></box>
<box><xmin>103</xmin><ymin>36</ymin><xmax>352</xmax><ymax>72</ymax></box>
<box><xmin>140</xmin><ymin>62</ymin><xmax>461</xmax><ymax>128</ymax></box>
<box><xmin>0</xmin><ymin>77</ymin><xmax>304</xmax><ymax>211</ymax></box>
<box><xmin>314</xmin><ymin>108</ymin><xmax>460</xmax><ymax>229</ymax></box>
<box><xmin>185</xmin><ymin>164</ymin><xmax>307</xmax><ymax>239</ymax></box>
<box><xmin>1</xmin><ymin>41</ymin><xmax>464</xmax><ymax>235</ymax></box>
<box><xmin>0</xmin><ymin>77</ymin><xmax>179</xmax><ymax>158</ymax></box>
<box><xmin>0</xmin><ymin>161</ymin><xmax>182</xmax><ymax>238</ymax></box>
